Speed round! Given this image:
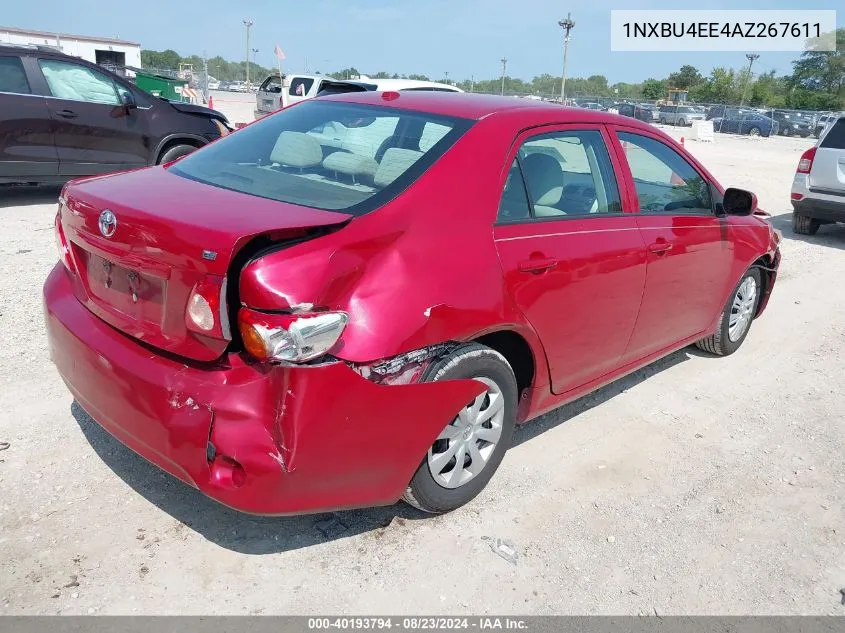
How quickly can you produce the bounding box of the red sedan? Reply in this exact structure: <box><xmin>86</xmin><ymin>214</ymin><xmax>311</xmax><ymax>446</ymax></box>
<box><xmin>44</xmin><ymin>91</ymin><xmax>781</xmax><ymax>515</ymax></box>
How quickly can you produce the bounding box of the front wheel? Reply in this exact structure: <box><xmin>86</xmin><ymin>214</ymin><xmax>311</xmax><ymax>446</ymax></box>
<box><xmin>403</xmin><ymin>343</ymin><xmax>518</xmax><ymax>514</ymax></box>
<box><xmin>677</xmin><ymin>118</ymin><xmax>686</xmax><ymax>127</ymax></box>
<box><xmin>659</xmin><ymin>117</ymin><xmax>667</xmax><ymax>125</ymax></box>
<box><xmin>749</xmin><ymin>127</ymin><xmax>761</xmax><ymax>137</ymax></box>
<box><xmin>696</xmin><ymin>268</ymin><xmax>762</xmax><ymax>357</ymax></box>
<box><xmin>158</xmin><ymin>144</ymin><xmax>197</xmax><ymax>164</ymax></box>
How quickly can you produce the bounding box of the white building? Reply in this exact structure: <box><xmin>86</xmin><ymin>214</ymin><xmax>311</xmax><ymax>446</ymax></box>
<box><xmin>0</xmin><ymin>25</ymin><xmax>141</xmax><ymax>71</ymax></box>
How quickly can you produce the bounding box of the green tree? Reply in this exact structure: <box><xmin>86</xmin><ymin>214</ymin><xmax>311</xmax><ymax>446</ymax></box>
<box><xmin>666</xmin><ymin>64</ymin><xmax>703</xmax><ymax>90</ymax></box>
<box><xmin>788</xmin><ymin>27</ymin><xmax>845</xmax><ymax>108</ymax></box>
<box><xmin>641</xmin><ymin>78</ymin><xmax>665</xmax><ymax>99</ymax></box>
<box><xmin>141</xmin><ymin>49</ymin><xmax>181</xmax><ymax>71</ymax></box>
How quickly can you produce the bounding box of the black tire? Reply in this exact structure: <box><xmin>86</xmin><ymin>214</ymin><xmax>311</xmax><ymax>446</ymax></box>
<box><xmin>749</xmin><ymin>126</ymin><xmax>761</xmax><ymax>136</ymax></box>
<box><xmin>678</xmin><ymin>118</ymin><xmax>686</xmax><ymax>127</ymax></box>
<box><xmin>793</xmin><ymin>213</ymin><xmax>820</xmax><ymax>235</ymax></box>
<box><xmin>696</xmin><ymin>268</ymin><xmax>762</xmax><ymax>357</ymax></box>
<box><xmin>659</xmin><ymin>117</ymin><xmax>667</xmax><ymax>125</ymax></box>
<box><xmin>402</xmin><ymin>343</ymin><xmax>518</xmax><ymax>514</ymax></box>
<box><xmin>157</xmin><ymin>144</ymin><xmax>197</xmax><ymax>165</ymax></box>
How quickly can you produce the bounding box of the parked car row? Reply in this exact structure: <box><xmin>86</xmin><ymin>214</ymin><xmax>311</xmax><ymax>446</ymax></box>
<box><xmin>218</xmin><ymin>81</ymin><xmax>256</xmax><ymax>93</ymax></box>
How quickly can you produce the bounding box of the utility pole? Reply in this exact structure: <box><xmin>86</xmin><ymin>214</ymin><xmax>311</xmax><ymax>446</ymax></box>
<box><xmin>243</xmin><ymin>19</ymin><xmax>254</xmax><ymax>88</ymax></box>
<box><xmin>500</xmin><ymin>58</ymin><xmax>507</xmax><ymax>96</ymax></box>
<box><xmin>470</xmin><ymin>74</ymin><xmax>475</xmax><ymax>93</ymax></box>
<box><xmin>558</xmin><ymin>13</ymin><xmax>575</xmax><ymax>104</ymax></box>
<box><xmin>444</xmin><ymin>71</ymin><xmax>449</xmax><ymax>85</ymax></box>
<box><xmin>739</xmin><ymin>53</ymin><xmax>759</xmax><ymax>106</ymax></box>
<box><xmin>202</xmin><ymin>49</ymin><xmax>209</xmax><ymax>101</ymax></box>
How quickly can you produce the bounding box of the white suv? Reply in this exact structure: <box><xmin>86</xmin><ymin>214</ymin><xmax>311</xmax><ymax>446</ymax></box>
<box><xmin>791</xmin><ymin>115</ymin><xmax>845</xmax><ymax>235</ymax></box>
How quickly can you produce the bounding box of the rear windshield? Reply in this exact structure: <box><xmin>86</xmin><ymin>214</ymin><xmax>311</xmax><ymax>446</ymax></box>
<box><xmin>820</xmin><ymin>118</ymin><xmax>845</xmax><ymax>149</ymax></box>
<box><xmin>170</xmin><ymin>100</ymin><xmax>473</xmax><ymax>214</ymax></box>
<box><xmin>259</xmin><ymin>76</ymin><xmax>282</xmax><ymax>94</ymax></box>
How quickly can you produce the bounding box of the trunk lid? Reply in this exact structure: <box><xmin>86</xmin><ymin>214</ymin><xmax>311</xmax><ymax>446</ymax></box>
<box><xmin>61</xmin><ymin>166</ymin><xmax>351</xmax><ymax>362</ymax></box>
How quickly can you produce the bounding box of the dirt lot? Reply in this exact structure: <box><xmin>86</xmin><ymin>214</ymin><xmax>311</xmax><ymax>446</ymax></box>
<box><xmin>1</xmin><ymin>120</ymin><xmax>844</xmax><ymax>615</ymax></box>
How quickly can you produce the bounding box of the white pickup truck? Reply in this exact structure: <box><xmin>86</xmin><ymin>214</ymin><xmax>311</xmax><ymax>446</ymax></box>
<box><xmin>791</xmin><ymin>115</ymin><xmax>845</xmax><ymax>235</ymax></box>
<box><xmin>254</xmin><ymin>74</ymin><xmax>462</xmax><ymax>119</ymax></box>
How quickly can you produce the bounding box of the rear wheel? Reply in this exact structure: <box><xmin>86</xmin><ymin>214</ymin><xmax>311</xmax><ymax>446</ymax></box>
<box><xmin>749</xmin><ymin>127</ymin><xmax>761</xmax><ymax>137</ymax></box>
<box><xmin>678</xmin><ymin>118</ymin><xmax>686</xmax><ymax>127</ymax></box>
<box><xmin>696</xmin><ymin>268</ymin><xmax>762</xmax><ymax>357</ymax></box>
<box><xmin>402</xmin><ymin>343</ymin><xmax>518</xmax><ymax>514</ymax></box>
<box><xmin>659</xmin><ymin>117</ymin><xmax>667</xmax><ymax>125</ymax></box>
<box><xmin>158</xmin><ymin>144</ymin><xmax>197</xmax><ymax>165</ymax></box>
<box><xmin>793</xmin><ymin>213</ymin><xmax>820</xmax><ymax>235</ymax></box>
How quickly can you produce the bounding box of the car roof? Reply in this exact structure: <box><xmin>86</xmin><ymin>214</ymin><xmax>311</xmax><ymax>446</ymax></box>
<box><xmin>320</xmin><ymin>90</ymin><xmax>656</xmax><ymax>128</ymax></box>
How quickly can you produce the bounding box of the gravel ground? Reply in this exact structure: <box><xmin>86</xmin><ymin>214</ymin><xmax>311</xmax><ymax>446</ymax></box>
<box><xmin>0</xmin><ymin>124</ymin><xmax>843</xmax><ymax>616</ymax></box>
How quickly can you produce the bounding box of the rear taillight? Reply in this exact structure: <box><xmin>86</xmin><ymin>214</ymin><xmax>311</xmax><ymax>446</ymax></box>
<box><xmin>797</xmin><ymin>146</ymin><xmax>816</xmax><ymax>174</ymax></box>
<box><xmin>54</xmin><ymin>205</ymin><xmax>75</xmax><ymax>273</ymax></box>
<box><xmin>791</xmin><ymin>192</ymin><xmax>804</xmax><ymax>201</ymax></box>
<box><xmin>238</xmin><ymin>308</ymin><xmax>348</xmax><ymax>363</ymax></box>
<box><xmin>185</xmin><ymin>276</ymin><xmax>230</xmax><ymax>340</ymax></box>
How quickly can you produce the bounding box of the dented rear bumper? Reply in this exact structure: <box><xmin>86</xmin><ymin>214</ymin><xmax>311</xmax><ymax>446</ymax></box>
<box><xmin>44</xmin><ymin>264</ymin><xmax>484</xmax><ymax>515</ymax></box>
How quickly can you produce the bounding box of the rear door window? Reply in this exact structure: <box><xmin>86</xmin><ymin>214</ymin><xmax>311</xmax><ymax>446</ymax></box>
<box><xmin>618</xmin><ymin>132</ymin><xmax>711</xmax><ymax>214</ymax></box>
<box><xmin>820</xmin><ymin>118</ymin><xmax>845</xmax><ymax>149</ymax></box>
<box><xmin>0</xmin><ymin>56</ymin><xmax>31</xmax><ymax>94</ymax></box>
<box><xmin>504</xmin><ymin>130</ymin><xmax>621</xmax><ymax>219</ymax></box>
<box><xmin>289</xmin><ymin>77</ymin><xmax>314</xmax><ymax>97</ymax></box>
<box><xmin>38</xmin><ymin>59</ymin><xmax>120</xmax><ymax>104</ymax></box>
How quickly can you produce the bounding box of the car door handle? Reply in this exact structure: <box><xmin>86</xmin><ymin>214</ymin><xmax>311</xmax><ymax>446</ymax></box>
<box><xmin>56</xmin><ymin>109</ymin><xmax>78</xmax><ymax>119</ymax></box>
<box><xmin>648</xmin><ymin>241</ymin><xmax>673</xmax><ymax>255</ymax></box>
<box><xmin>519</xmin><ymin>258</ymin><xmax>558</xmax><ymax>273</ymax></box>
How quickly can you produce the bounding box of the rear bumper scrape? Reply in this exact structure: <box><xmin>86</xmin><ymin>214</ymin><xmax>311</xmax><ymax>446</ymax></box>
<box><xmin>45</xmin><ymin>265</ymin><xmax>485</xmax><ymax>514</ymax></box>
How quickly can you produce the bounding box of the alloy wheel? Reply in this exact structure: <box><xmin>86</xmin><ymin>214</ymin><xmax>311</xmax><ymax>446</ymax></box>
<box><xmin>728</xmin><ymin>276</ymin><xmax>757</xmax><ymax>342</ymax></box>
<box><xmin>427</xmin><ymin>377</ymin><xmax>505</xmax><ymax>489</ymax></box>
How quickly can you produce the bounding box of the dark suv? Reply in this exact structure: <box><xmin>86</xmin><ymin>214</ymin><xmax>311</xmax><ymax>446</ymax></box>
<box><xmin>0</xmin><ymin>45</ymin><xmax>232</xmax><ymax>185</ymax></box>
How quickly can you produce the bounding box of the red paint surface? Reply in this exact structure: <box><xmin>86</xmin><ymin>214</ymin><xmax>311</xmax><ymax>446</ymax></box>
<box><xmin>44</xmin><ymin>92</ymin><xmax>780</xmax><ymax>514</ymax></box>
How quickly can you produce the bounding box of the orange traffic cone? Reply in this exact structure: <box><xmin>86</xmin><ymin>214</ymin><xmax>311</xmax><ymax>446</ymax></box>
<box><xmin>208</xmin><ymin>95</ymin><xmax>214</xmax><ymax>110</ymax></box>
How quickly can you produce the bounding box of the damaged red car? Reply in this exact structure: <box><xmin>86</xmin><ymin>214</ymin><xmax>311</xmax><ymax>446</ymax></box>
<box><xmin>44</xmin><ymin>91</ymin><xmax>781</xmax><ymax>515</ymax></box>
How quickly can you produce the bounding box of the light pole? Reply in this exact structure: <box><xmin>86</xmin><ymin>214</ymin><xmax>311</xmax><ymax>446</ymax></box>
<box><xmin>558</xmin><ymin>13</ymin><xmax>575</xmax><ymax>104</ymax></box>
<box><xmin>444</xmin><ymin>71</ymin><xmax>449</xmax><ymax>85</ymax></box>
<box><xmin>243</xmin><ymin>19</ymin><xmax>254</xmax><ymax>88</ymax></box>
<box><xmin>739</xmin><ymin>53</ymin><xmax>759</xmax><ymax>106</ymax></box>
<box><xmin>500</xmin><ymin>58</ymin><xmax>507</xmax><ymax>96</ymax></box>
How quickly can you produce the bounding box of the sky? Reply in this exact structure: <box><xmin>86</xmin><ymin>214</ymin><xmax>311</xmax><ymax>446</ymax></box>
<box><xmin>3</xmin><ymin>0</ymin><xmax>842</xmax><ymax>83</ymax></box>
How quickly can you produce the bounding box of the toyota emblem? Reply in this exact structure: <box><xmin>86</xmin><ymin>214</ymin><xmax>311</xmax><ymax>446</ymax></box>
<box><xmin>98</xmin><ymin>209</ymin><xmax>117</xmax><ymax>238</ymax></box>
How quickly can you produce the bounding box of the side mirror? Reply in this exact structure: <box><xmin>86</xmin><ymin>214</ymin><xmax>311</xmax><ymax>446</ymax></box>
<box><xmin>121</xmin><ymin>91</ymin><xmax>137</xmax><ymax>112</ymax></box>
<box><xmin>723</xmin><ymin>187</ymin><xmax>757</xmax><ymax>216</ymax></box>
